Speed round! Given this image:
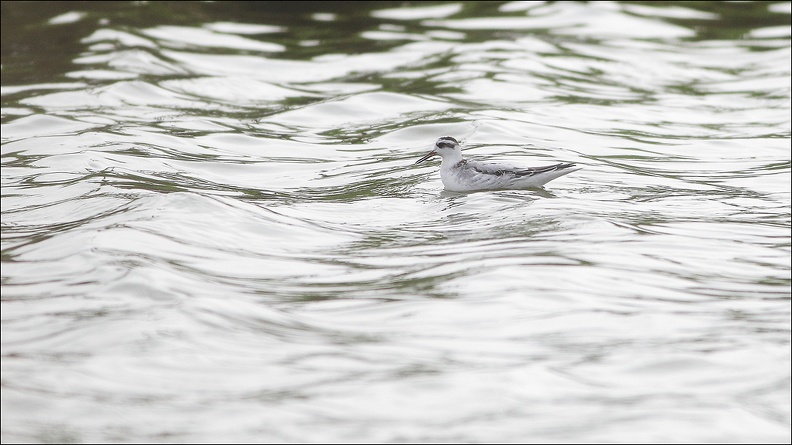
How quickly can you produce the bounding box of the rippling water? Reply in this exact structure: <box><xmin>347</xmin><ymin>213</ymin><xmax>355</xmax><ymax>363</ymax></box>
<box><xmin>2</xmin><ymin>1</ymin><xmax>790</xmax><ymax>442</ymax></box>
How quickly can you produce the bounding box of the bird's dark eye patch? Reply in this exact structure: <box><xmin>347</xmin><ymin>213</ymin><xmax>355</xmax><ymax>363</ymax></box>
<box><xmin>437</xmin><ymin>142</ymin><xmax>454</xmax><ymax>149</ymax></box>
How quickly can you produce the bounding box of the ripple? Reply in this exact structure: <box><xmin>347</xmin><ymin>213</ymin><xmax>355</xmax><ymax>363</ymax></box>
<box><xmin>2</xmin><ymin>1</ymin><xmax>790</xmax><ymax>443</ymax></box>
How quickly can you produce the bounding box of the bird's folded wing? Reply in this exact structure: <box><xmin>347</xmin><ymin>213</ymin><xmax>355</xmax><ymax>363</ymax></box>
<box><xmin>471</xmin><ymin>161</ymin><xmax>575</xmax><ymax>178</ymax></box>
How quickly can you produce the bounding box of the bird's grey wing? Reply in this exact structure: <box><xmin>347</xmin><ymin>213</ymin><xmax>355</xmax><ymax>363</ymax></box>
<box><xmin>509</xmin><ymin>162</ymin><xmax>577</xmax><ymax>177</ymax></box>
<box><xmin>470</xmin><ymin>161</ymin><xmax>576</xmax><ymax>177</ymax></box>
<box><xmin>468</xmin><ymin>161</ymin><xmax>520</xmax><ymax>177</ymax></box>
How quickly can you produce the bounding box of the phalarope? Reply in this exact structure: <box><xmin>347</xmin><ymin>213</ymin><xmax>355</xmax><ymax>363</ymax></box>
<box><xmin>414</xmin><ymin>136</ymin><xmax>580</xmax><ymax>192</ymax></box>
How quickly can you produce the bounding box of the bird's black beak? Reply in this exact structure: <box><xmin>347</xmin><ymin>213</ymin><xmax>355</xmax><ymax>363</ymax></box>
<box><xmin>414</xmin><ymin>151</ymin><xmax>436</xmax><ymax>165</ymax></box>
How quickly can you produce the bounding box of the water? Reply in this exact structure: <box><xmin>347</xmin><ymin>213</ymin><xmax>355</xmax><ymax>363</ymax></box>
<box><xmin>2</xmin><ymin>1</ymin><xmax>790</xmax><ymax>442</ymax></box>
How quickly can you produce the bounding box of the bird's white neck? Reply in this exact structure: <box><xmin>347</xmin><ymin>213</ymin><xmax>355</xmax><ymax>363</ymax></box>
<box><xmin>440</xmin><ymin>149</ymin><xmax>463</xmax><ymax>166</ymax></box>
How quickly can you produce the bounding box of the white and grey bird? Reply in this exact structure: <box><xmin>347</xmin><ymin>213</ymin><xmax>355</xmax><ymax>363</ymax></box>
<box><xmin>414</xmin><ymin>136</ymin><xmax>580</xmax><ymax>192</ymax></box>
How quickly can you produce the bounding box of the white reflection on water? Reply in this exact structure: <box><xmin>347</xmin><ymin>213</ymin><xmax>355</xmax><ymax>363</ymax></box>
<box><xmin>1</xmin><ymin>1</ymin><xmax>790</xmax><ymax>443</ymax></box>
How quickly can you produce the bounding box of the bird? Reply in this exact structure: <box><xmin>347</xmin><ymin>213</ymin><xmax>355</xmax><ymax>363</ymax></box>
<box><xmin>414</xmin><ymin>136</ymin><xmax>580</xmax><ymax>192</ymax></box>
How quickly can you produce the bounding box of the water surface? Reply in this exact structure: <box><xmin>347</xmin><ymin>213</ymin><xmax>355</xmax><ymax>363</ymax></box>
<box><xmin>2</xmin><ymin>1</ymin><xmax>790</xmax><ymax>443</ymax></box>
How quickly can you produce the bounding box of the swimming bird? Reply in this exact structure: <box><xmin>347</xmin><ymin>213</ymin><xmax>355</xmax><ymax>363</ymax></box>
<box><xmin>414</xmin><ymin>136</ymin><xmax>580</xmax><ymax>192</ymax></box>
